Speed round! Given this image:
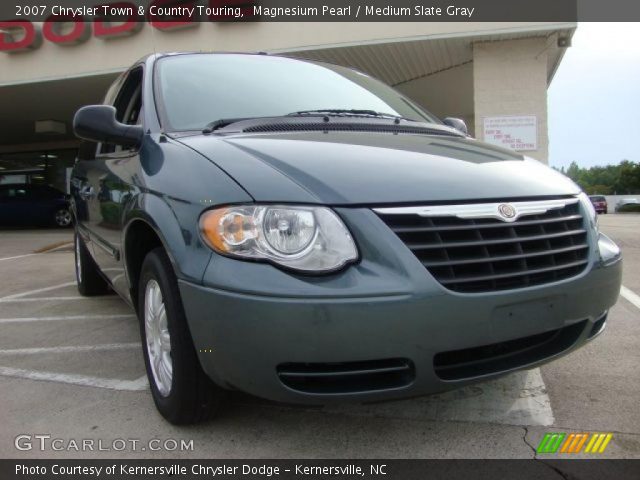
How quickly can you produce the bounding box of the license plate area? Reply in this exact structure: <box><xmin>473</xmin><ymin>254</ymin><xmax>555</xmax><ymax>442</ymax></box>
<box><xmin>490</xmin><ymin>295</ymin><xmax>567</xmax><ymax>342</ymax></box>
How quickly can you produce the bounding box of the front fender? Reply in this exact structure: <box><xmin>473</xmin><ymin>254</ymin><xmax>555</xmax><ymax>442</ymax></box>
<box><xmin>120</xmin><ymin>135</ymin><xmax>254</xmax><ymax>292</ymax></box>
<box><xmin>123</xmin><ymin>193</ymin><xmax>213</xmax><ymax>285</ymax></box>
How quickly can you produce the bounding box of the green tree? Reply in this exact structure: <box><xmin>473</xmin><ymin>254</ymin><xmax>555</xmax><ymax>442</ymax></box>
<box><xmin>584</xmin><ymin>184</ymin><xmax>612</xmax><ymax>195</ymax></box>
<box><xmin>559</xmin><ymin>160</ymin><xmax>640</xmax><ymax>194</ymax></box>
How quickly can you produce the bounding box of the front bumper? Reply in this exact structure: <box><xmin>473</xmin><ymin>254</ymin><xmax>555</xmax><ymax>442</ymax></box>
<box><xmin>179</xmin><ymin>209</ymin><xmax>622</xmax><ymax>404</ymax></box>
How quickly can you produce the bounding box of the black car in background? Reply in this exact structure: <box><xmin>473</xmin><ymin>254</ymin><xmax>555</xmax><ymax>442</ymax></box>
<box><xmin>0</xmin><ymin>184</ymin><xmax>72</xmax><ymax>227</ymax></box>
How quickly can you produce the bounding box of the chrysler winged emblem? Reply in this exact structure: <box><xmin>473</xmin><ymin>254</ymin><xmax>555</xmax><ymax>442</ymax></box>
<box><xmin>498</xmin><ymin>203</ymin><xmax>517</xmax><ymax>221</ymax></box>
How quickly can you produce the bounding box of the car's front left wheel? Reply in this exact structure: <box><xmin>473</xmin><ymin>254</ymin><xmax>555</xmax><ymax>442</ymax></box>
<box><xmin>138</xmin><ymin>248</ymin><xmax>225</xmax><ymax>424</ymax></box>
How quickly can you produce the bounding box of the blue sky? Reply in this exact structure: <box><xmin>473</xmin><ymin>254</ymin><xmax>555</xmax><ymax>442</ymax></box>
<box><xmin>548</xmin><ymin>23</ymin><xmax>640</xmax><ymax>169</ymax></box>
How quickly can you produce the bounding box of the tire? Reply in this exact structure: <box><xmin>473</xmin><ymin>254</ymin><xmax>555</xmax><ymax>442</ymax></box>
<box><xmin>75</xmin><ymin>231</ymin><xmax>110</xmax><ymax>296</ymax></box>
<box><xmin>54</xmin><ymin>208</ymin><xmax>73</xmax><ymax>228</ymax></box>
<box><xmin>138</xmin><ymin>248</ymin><xmax>225</xmax><ymax>424</ymax></box>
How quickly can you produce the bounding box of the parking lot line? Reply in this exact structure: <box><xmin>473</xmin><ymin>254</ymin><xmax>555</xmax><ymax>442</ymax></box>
<box><xmin>0</xmin><ymin>281</ymin><xmax>76</xmax><ymax>300</ymax></box>
<box><xmin>441</xmin><ymin>368</ymin><xmax>555</xmax><ymax>426</ymax></box>
<box><xmin>0</xmin><ymin>343</ymin><xmax>140</xmax><ymax>356</ymax></box>
<box><xmin>0</xmin><ymin>253</ymin><xmax>39</xmax><ymax>262</ymax></box>
<box><xmin>0</xmin><ymin>242</ymin><xmax>73</xmax><ymax>262</ymax></box>
<box><xmin>0</xmin><ymin>366</ymin><xmax>148</xmax><ymax>391</ymax></box>
<box><xmin>620</xmin><ymin>286</ymin><xmax>640</xmax><ymax>310</ymax></box>
<box><xmin>319</xmin><ymin>367</ymin><xmax>555</xmax><ymax>427</ymax></box>
<box><xmin>0</xmin><ymin>314</ymin><xmax>136</xmax><ymax>324</ymax></box>
<box><xmin>0</xmin><ymin>296</ymin><xmax>91</xmax><ymax>303</ymax></box>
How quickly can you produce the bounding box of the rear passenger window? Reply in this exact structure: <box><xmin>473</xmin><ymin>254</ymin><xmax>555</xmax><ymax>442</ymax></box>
<box><xmin>100</xmin><ymin>67</ymin><xmax>144</xmax><ymax>155</ymax></box>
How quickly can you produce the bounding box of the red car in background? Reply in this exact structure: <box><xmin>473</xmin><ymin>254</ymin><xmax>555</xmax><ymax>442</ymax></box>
<box><xmin>589</xmin><ymin>195</ymin><xmax>608</xmax><ymax>214</ymax></box>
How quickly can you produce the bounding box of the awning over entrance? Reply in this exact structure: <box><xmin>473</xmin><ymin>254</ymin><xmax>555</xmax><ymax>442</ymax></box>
<box><xmin>284</xmin><ymin>26</ymin><xmax>573</xmax><ymax>87</ymax></box>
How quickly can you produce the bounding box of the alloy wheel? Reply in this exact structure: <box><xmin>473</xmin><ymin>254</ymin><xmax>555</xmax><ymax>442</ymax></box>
<box><xmin>144</xmin><ymin>279</ymin><xmax>173</xmax><ymax>397</ymax></box>
<box><xmin>55</xmin><ymin>209</ymin><xmax>72</xmax><ymax>227</ymax></box>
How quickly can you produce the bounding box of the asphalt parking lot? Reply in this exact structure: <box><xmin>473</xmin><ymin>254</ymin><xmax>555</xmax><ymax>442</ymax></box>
<box><xmin>0</xmin><ymin>215</ymin><xmax>639</xmax><ymax>459</ymax></box>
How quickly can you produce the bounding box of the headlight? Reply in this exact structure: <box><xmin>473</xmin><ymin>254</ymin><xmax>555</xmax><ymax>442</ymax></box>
<box><xmin>199</xmin><ymin>205</ymin><xmax>358</xmax><ymax>273</ymax></box>
<box><xmin>578</xmin><ymin>192</ymin><xmax>598</xmax><ymax>231</ymax></box>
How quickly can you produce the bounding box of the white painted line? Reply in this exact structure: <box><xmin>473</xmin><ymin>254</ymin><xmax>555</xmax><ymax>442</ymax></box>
<box><xmin>0</xmin><ymin>296</ymin><xmax>90</xmax><ymax>303</ymax></box>
<box><xmin>0</xmin><ymin>282</ymin><xmax>76</xmax><ymax>300</ymax></box>
<box><xmin>0</xmin><ymin>253</ymin><xmax>39</xmax><ymax>262</ymax></box>
<box><xmin>442</xmin><ymin>368</ymin><xmax>554</xmax><ymax>426</ymax></box>
<box><xmin>620</xmin><ymin>286</ymin><xmax>640</xmax><ymax>310</ymax></box>
<box><xmin>323</xmin><ymin>368</ymin><xmax>554</xmax><ymax>427</ymax></box>
<box><xmin>0</xmin><ymin>367</ymin><xmax>148</xmax><ymax>391</ymax></box>
<box><xmin>0</xmin><ymin>295</ymin><xmax>120</xmax><ymax>303</ymax></box>
<box><xmin>0</xmin><ymin>314</ymin><xmax>136</xmax><ymax>324</ymax></box>
<box><xmin>0</xmin><ymin>343</ymin><xmax>140</xmax><ymax>356</ymax></box>
<box><xmin>0</xmin><ymin>242</ymin><xmax>73</xmax><ymax>262</ymax></box>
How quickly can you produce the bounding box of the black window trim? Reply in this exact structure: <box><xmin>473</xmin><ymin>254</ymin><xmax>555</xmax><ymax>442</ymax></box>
<box><xmin>96</xmin><ymin>64</ymin><xmax>146</xmax><ymax>159</ymax></box>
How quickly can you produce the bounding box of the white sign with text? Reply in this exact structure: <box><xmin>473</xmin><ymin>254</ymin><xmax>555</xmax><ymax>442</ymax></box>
<box><xmin>483</xmin><ymin>115</ymin><xmax>538</xmax><ymax>151</ymax></box>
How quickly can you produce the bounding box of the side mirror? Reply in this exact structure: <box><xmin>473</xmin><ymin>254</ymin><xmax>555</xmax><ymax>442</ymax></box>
<box><xmin>73</xmin><ymin>105</ymin><xmax>143</xmax><ymax>148</ymax></box>
<box><xmin>443</xmin><ymin>117</ymin><xmax>468</xmax><ymax>136</ymax></box>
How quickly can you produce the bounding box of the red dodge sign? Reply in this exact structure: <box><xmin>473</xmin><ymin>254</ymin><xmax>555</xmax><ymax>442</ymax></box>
<box><xmin>0</xmin><ymin>0</ymin><xmax>252</xmax><ymax>52</ymax></box>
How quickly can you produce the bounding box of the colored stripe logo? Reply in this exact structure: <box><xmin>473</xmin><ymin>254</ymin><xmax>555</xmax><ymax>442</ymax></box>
<box><xmin>537</xmin><ymin>433</ymin><xmax>613</xmax><ymax>454</ymax></box>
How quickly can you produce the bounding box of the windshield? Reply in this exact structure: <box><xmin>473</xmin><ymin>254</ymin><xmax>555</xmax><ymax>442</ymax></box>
<box><xmin>156</xmin><ymin>54</ymin><xmax>440</xmax><ymax>131</ymax></box>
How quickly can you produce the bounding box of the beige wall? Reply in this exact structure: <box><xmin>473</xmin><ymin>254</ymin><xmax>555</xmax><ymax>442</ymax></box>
<box><xmin>396</xmin><ymin>62</ymin><xmax>475</xmax><ymax>136</ymax></box>
<box><xmin>473</xmin><ymin>37</ymin><xmax>550</xmax><ymax>162</ymax></box>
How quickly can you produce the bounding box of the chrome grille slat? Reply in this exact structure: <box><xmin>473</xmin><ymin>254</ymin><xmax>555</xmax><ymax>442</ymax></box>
<box><xmin>438</xmin><ymin>259</ymin><xmax>588</xmax><ymax>285</ymax></box>
<box><xmin>375</xmin><ymin>198</ymin><xmax>590</xmax><ymax>293</ymax></box>
<box><xmin>389</xmin><ymin>214</ymin><xmax>583</xmax><ymax>233</ymax></box>
<box><xmin>406</xmin><ymin>229</ymin><xmax>587</xmax><ymax>250</ymax></box>
<box><xmin>422</xmin><ymin>244</ymin><xmax>589</xmax><ymax>267</ymax></box>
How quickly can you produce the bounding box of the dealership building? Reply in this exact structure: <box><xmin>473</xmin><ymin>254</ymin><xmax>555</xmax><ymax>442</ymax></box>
<box><xmin>0</xmin><ymin>21</ymin><xmax>575</xmax><ymax>192</ymax></box>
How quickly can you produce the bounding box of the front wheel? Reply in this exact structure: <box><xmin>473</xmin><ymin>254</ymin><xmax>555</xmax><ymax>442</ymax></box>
<box><xmin>138</xmin><ymin>248</ymin><xmax>225</xmax><ymax>424</ymax></box>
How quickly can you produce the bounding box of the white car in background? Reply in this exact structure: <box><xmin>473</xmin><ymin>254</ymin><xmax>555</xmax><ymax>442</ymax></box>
<box><xmin>615</xmin><ymin>198</ymin><xmax>639</xmax><ymax>212</ymax></box>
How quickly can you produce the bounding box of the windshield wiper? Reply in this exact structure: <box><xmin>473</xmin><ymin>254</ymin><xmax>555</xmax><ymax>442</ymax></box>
<box><xmin>203</xmin><ymin>110</ymin><xmax>420</xmax><ymax>134</ymax></box>
<box><xmin>289</xmin><ymin>109</ymin><xmax>416</xmax><ymax>122</ymax></box>
<box><xmin>202</xmin><ymin>118</ymin><xmax>250</xmax><ymax>134</ymax></box>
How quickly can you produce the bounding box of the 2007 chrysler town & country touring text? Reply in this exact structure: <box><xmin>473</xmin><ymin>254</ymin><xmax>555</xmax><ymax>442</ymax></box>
<box><xmin>71</xmin><ymin>53</ymin><xmax>622</xmax><ymax>424</ymax></box>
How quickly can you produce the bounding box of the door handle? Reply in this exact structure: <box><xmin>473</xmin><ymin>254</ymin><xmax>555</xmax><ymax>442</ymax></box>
<box><xmin>79</xmin><ymin>185</ymin><xmax>95</xmax><ymax>200</ymax></box>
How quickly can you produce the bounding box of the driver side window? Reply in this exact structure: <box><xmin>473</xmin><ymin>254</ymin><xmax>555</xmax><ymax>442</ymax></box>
<box><xmin>100</xmin><ymin>67</ymin><xmax>143</xmax><ymax>155</ymax></box>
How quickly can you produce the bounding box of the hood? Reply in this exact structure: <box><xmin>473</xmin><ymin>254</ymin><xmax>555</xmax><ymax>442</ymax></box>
<box><xmin>177</xmin><ymin>131</ymin><xmax>579</xmax><ymax>205</ymax></box>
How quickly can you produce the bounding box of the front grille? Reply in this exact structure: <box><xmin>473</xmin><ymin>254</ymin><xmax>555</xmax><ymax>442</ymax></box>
<box><xmin>277</xmin><ymin>358</ymin><xmax>415</xmax><ymax>394</ymax></box>
<box><xmin>376</xmin><ymin>199</ymin><xmax>590</xmax><ymax>293</ymax></box>
<box><xmin>434</xmin><ymin>320</ymin><xmax>587</xmax><ymax>380</ymax></box>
